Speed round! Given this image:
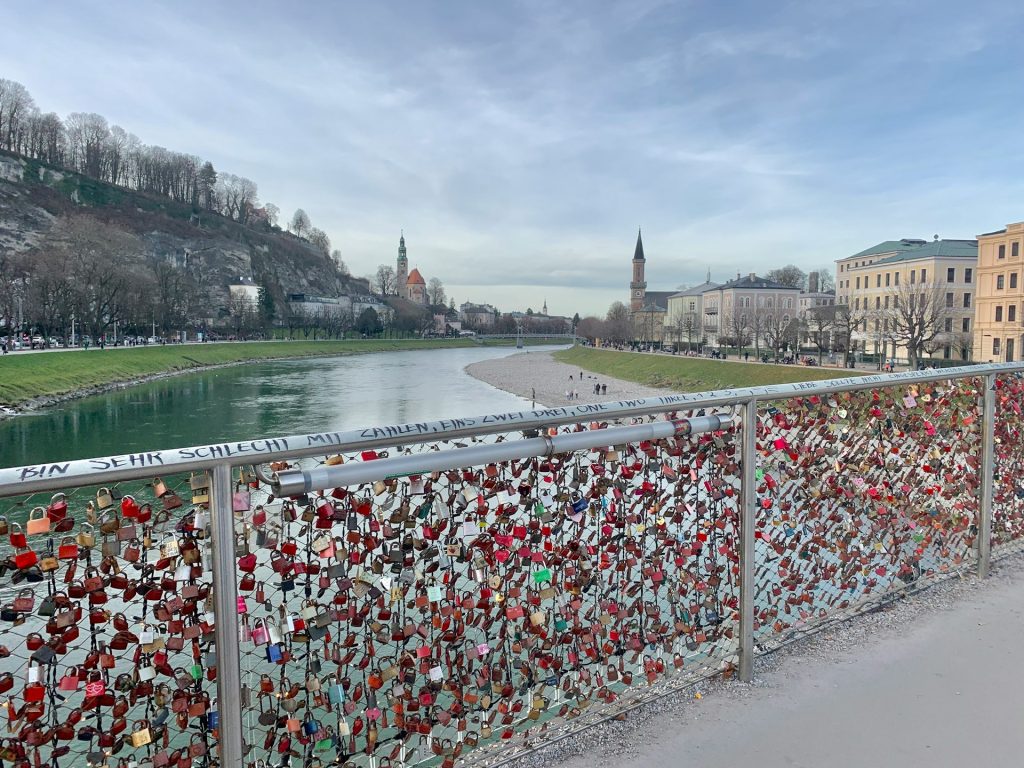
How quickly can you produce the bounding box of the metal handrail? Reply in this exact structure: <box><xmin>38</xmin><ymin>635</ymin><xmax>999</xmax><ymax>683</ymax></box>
<box><xmin>0</xmin><ymin>361</ymin><xmax>1017</xmax><ymax>768</ymax></box>
<box><xmin>2</xmin><ymin>361</ymin><xmax>1019</xmax><ymax>498</ymax></box>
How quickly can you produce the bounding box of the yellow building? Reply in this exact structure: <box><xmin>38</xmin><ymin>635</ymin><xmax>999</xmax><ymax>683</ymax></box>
<box><xmin>974</xmin><ymin>222</ymin><xmax>1024</xmax><ymax>362</ymax></box>
<box><xmin>835</xmin><ymin>238</ymin><xmax>977</xmax><ymax>365</ymax></box>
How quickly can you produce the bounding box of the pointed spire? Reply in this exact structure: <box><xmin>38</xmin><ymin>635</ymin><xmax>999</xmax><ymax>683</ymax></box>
<box><xmin>707</xmin><ymin>267</ymin><xmax>711</xmax><ymax>283</ymax></box>
<box><xmin>633</xmin><ymin>227</ymin><xmax>645</xmax><ymax>261</ymax></box>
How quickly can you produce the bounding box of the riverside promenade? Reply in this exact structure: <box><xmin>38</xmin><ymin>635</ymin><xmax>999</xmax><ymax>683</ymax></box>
<box><xmin>545</xmin><ymin>552</ymin><xmax>1024</xmax><ymax>768</ymax></box>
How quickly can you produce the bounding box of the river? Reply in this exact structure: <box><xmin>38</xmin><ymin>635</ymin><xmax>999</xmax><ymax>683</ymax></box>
<box><xmin>0</xmin><ymin>345</ymin><xmax>562</xmax><ymax>467</ymax></box>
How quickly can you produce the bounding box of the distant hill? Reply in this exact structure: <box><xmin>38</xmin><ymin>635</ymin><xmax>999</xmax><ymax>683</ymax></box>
<box><xmin>0</xmin><ymin>149</ymin><xmax>365</xmax><ymax>321</ymax></box>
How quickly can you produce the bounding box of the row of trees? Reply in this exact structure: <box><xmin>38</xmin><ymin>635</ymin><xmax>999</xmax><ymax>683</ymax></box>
<box><xmin>0</xmin><ymin>79</ymin><xmax>342</xmax><ymax>267</ymax></box>
<box><xmin>0</xmin><ymin>216</ymin><xmax>238</xmax><ymax>342</ymax></box>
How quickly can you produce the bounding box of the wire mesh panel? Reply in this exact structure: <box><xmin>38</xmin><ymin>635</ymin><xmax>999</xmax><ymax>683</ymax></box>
<box><xmin>234</xmin><ymin>412</ymin><xmax>740</xmax><ymax>767</ymax></box>
<box><xmin>752</xmin><ymin>377</ymin><xmax>983</xmax><ymax>645</ymax></box>
<box><xmin>0</xmin><ymin>473</ymin><xmax>220</xmax><ymax>768</ymax></box>
<box><xmin>993</xmin><ymin>372</ymin><xmax>1024</xmax><ymax>554</ymax></box>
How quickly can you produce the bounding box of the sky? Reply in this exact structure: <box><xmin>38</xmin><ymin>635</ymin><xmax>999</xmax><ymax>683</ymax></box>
<box><xmin>3</xmin><ymin>0</ymin><xmax>1024</xmax><ymax>317</ymax></box>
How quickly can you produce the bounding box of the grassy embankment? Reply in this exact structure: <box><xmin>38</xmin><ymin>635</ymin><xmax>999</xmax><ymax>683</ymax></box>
<box><xmin>553</xmin><ymin>346</ymin><xmax>863</xmax><ymax>391</ymax></box>
<box><xmin>0</xmin><ymin>338</ymin><xmax>567</xmax><ymax>408</ymax></box>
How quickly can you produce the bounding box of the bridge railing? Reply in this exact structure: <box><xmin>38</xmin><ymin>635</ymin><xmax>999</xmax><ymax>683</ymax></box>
<box><xmin>0</xmin><ymin>362</ymin><xmax>1021</xmax><ymax>768</ymax></box>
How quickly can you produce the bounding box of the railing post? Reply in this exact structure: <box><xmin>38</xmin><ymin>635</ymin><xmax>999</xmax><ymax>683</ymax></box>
<box><xmin>978</xmin><ymin>373</ymin><xmax>996</xmax><ymax>578</ymax></box>
<box><xmin>738</xmin><ymin>397</ymin><xmax>758</xmax><ymax>683</ymax></box>
<box><xmin>209</xmin><ymin>462</ymin><xmax>244</xmax><ymax>767</ymax></box>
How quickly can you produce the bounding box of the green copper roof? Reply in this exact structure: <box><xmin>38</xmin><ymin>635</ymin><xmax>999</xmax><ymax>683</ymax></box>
<box><xmin>848</xmin><ymin>238</ymin><xmax>977</xmax><ymax>262</ymax></box>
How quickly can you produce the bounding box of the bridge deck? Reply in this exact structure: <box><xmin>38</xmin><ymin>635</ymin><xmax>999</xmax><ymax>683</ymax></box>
<box><xmin>552</xmin><ymin>554</ymin><xmax>1024</xmax><ymax>768</ymax></box>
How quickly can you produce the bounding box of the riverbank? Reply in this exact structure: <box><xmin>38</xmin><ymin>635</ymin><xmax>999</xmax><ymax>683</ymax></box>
<box><xmin>466</xmin><ymin>351</ymin><xmax>666</xmax><ymax>406</ymax></box>
<box><xmin>0</xmin><ymin>338</ymin><xmax>539</xmax><ymax>413</ymax></box>
<box><xmin>552</xmin><ymin>346</ymin><xmax>862</xmax><ymax>390</ymax></box>
<box><xmin>466</xmin><ymin>346</ymin><xmax>861</xmax><ymax>407</ymax></box>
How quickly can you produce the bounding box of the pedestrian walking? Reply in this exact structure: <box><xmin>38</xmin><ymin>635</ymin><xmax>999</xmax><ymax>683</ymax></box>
<box><xmin>601</xmin><ymin>383</ymin><xmax>607</xmax><ymax>395</ymax></box>
<box><xmin>594</xmin><ymin>382</ymin><xmax>600</xmax><ymax>395</ymax></box>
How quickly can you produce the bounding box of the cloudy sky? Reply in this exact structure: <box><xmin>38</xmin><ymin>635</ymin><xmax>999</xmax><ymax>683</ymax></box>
<box><xmin>3</xmin><ymin>0</ymin><xmax>1024</xmax><ymax>316</ymax></box>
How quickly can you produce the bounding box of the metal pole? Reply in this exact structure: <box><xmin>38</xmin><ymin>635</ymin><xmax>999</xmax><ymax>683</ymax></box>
<box><xmin>210</xmin><ymin>462</ymin><xmax>244</xmax><ymax>767</ymax></box>
<box><xmin>273</xmin><ymin>415</ymin><xmax>731</xmax><ymax>496</ymax></box>
<box><xmin>978</xmin><ymin>373</ymin><xmax>996</xmax><ymax>578</ymax></box>
<box><xmin>738</xmin><ymin>397</ymin><xmax>758</xmax><ymax>682</ymax></box>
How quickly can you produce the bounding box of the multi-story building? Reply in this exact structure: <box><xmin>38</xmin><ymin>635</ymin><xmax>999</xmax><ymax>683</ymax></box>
<box><xmin>974</xmin><ymin>222</ymin><xmax>1024</xmax><ymax>362</ymax></box>
<box><xmin>702</xmin><ymin>274</ymin><xmax>801</xmax><ymax>350</ymax></box>
<box><xmin>663</xmin><ymin>274</ymin><xmax>718</xmax><ymax>349</ymax></box>
<box><xmin>459</xmin><ymin>302</ymin><xmax>497</xmax><ymax>328</ymax></box>
<box><xmin>836</xmin><ymin>238</ymin><xmax>977</xmax><ymax>364</ymax></box>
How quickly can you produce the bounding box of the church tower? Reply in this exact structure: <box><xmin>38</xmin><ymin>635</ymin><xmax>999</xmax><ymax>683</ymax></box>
<box><xmin>396</xmin><ymin>232</ymin><xmax>408</xmax><ymax>297</ymax></box>
<box><xmin>630</xmin><ymin>227</ymin><xmax>647</xmax><ymax>312</ymax></box>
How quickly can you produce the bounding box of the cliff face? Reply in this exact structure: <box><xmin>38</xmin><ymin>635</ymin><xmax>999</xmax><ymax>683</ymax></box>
<box><xmin>0</xmin><ymin>152</ymin><xmax>359</xmax><ymax>309</ymax></box>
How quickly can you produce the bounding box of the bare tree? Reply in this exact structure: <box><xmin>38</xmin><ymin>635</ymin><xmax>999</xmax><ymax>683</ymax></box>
<box><xmin>804</xmin><ymin>304</ymin><xmax>836</xmax><ymax>364</ymax></box>
<box><xmin>0</xmin><ymin>79</ymin><xmax>35</xmax><ymax>152</ymax></box>
<box><xmin>762</xmin><ymin>308</ymin><xmax>799</xmax><ymax>361</ymax></box>
<box><xmin>832</xmin><ymin>304</ymin><xmax>864</xmax><ymax>368</ymax></box>
<box><xmin>604</xmin><ymin>302</ymin><xmax>632</xmax><ymax>344</ymax></box>
<box><xmin>308</xmin><ymin>227</ymin><xmax>331</xmax><ymax>256</ymax></box>
<box><xmin>262</xmin><ymin>203</ymin><xmax>280</xmax><ymax>228</ymax></box>
<box><xmin>290</xmin><ymin>209</ymin><xmax>311</xmax><ymax>238</ymax></box>
<box><xmin>427</xmin><ymin>277</ymin><xmax>446</xmax><ymax>306</ymax></box>
<box><xmin>878</xmin><ymin>281</ymin><xmax>951</xmax><ymax>369</ymax></box>
<box><xmin>764</xmin><ymin>265</ymin><xmax>807</xmax><ymax>290</ymax></box>
<box><xmin>374</xmin><ymin>265</ymin><xmax>397</xmax><ymax>296</ymax></box>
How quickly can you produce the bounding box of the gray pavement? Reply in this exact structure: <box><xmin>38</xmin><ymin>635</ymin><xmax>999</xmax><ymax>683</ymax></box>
<box><xmin>555</xmin><ymin>564</ymin><xmax>1024</xmax><ymax>768</ymax></box>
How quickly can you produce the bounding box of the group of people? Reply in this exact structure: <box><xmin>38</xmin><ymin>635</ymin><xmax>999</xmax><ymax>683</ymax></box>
<box><xmin>566</xmin><ymin>373</ymin><xmax>607</xmax><ymax>401</ymax></box>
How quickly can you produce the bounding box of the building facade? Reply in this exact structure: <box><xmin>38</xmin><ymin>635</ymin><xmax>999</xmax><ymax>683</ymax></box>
<box><xmin>974</xmin><ymin>222</ymin><xmax>1024</xmax><ymax>362</ymax></box>
<box><xmin>663</xmin><ymin>276</ymin><xmax>719</xmax><ymax>349</ymax></box>
<box><xmin>836</xmin><ymin>238</ymin><xmax>977</xmax><ymax>363</ymax></box>
<box><xmin>702</xmin><ymin>274</ymin><xmax>801</xmax><ymax>350</ymax></box>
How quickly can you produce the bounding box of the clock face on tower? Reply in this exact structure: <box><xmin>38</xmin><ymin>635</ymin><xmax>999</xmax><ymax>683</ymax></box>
<box><xmin>633</xmin><ymin>290</ymin><xmax>642</xmax><ymax>298</ymax></box>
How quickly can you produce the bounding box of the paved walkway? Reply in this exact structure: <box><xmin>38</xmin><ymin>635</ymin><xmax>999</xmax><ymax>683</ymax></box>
<box><xmin>555</xmin><ymin>560</ymin><xmax>1024</xmax><ymax>768</ymax></box>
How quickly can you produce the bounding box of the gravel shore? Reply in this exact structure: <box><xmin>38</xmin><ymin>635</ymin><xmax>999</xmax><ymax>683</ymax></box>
<box><xmin>465</xmin><ymin>350</ymin><xmax>666</xmax><ymax>407</ymax></box>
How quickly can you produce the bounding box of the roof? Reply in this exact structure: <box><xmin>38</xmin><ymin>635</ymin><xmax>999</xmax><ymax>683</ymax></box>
<box><xmin>641</xmin><ymin>290</ymin><xmax>675</xmax><ymax>310</ymax></box>
<box><xmin>633</xmin><ymin>228</ymin><xmax>645</xmax><ymax>262</ymax></box>
<box><xmin>669</xmin><ymin>280</ymin><xmax>720</xmax><ymax>298</ymax></box>
<box><xmin>406</xmin><ymin>268</ymin><xmax>426</xmax><ymax>285</ymax></box>
<box><xmin>637</xmin><ymin>302</ymin><xmax>667</xmax><ymax>313</ymax></box>
<box><xmin>710</xmin><ymin>275</ymin><xmax>801</xmax><ymax>292</ymax></box>
<box><xmin>846</xmin><ymin>238</ymin><xmax>977</xmax><ymax>263</ymax></box>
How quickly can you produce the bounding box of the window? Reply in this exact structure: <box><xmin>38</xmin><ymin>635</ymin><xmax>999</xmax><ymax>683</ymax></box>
<box><xmin>876</xmin><ymin>297</ymin><xmax>881</xmax><ymax>309</ymax></box>
<box><xmin>996</xmin><ymin>306</ymin><xmax>1003</xmax><ymax>322</ymax></box>
<box><xmin>920</xmin><ymin>268</ymin><xmax>927</xmax><ymax>282</ymax></box>
<box><xmin>945</xmin><ymin>292</ymin><xmax>954</xmax><ymax>308</ymax></box>
<box><xmin>947</xmin><ymin>267</ymin><xmax>955</xmax><ymax>283</ymax></box>
<box><xmin>994</xmin><ymin>338</ymin><xmax>1002</xmax><ymax>356</ymax></box>
<box><xmin>1010</xmin><ymin>305</ymin><xmax>1017</xmax><ymax>322</ymax></box>
<box><xmin>910</xmin><ymin>270</ymin><xmax>916</xmax><ymax>285</ymax></box>
<box><xmin>997</xmin><ymin>274</ymin><xmax>1005</xmax><ymax>290</ymax></box>
<box><xmin>894</xmin><ymin>272</ymin><xmax>900</xmax><ymax>285</ymax></box>
<box><xmin>877</xmin><ymin>275</ymin><xmax>881</xmax><ymax>288</ymax></box>
<box><xmin>884</xmin><ymin>295</ymin><xmax>889</xmax><ymax>309</ymax></box>
<box><xmin>943</xmin><ymin>346</ymin><xmax>951</xmax><ymax>359</ymax></box>
<box><xmin>963</xmin><ymin>293</ymin><xmax>971</xmax><ymax>308</ymax></box>
<box><xmin>855</xmin><ymin>298</ymin><xmax>861</xmax><ymax>310</ymax></box>
<box><xmin>1014</xmin><ymin>242</ymin><xmax>1020</xmax><ymax>258</ymax></box>
<box><xmin>944</xmin><ymin>317</ymin><xmax>953</xmax><ymax>332</ymax></box>
<box><xmin>962</xmin><ymin>317</ymin><xmax>970</xmax><ymax>332</ymax></box>
<box><xmin>965</xmin><ymin>268</ymin><xmax>972</xmax><ymax>283</ymax></box>
<box><xmin>999</xmin><ymin>244</ymin><xmax>1006</xmax><ymax>259</ymax></box>
<box><xmin>884</xmin><ymin>273</ymin><xmax>890</xmax><ymax>287</ymax></box>
<box><xmin>856</xmin><ymin>277</ymin><xmax>861</xmax><ymax>289</ymax></box>
<box><xmin>874</xmin><ymin>320</ymin><xmax>880</xmax><ymax>332</ymax></box>
<box><xmin>1012</xmin><ymin>273</ymin><xmax>1019</xmax><ymax>289</ymax></box>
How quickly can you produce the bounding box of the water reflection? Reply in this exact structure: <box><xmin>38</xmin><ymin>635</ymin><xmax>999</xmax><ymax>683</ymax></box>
<box><xmin>1</xmin><ymin>346</ymin><xmax>557</xmax><ymax>467</ymax></box>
